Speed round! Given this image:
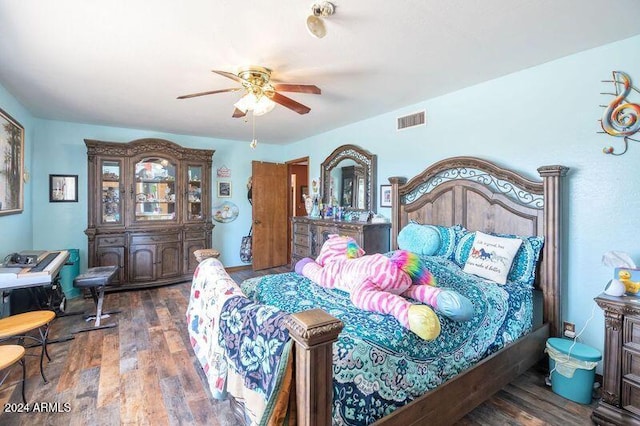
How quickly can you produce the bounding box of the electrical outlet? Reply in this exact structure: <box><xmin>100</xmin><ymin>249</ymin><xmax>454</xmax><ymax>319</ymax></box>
<box><xmin>563</xmin><ymin>321</ymin><xmax>576</xmax><ymax>338</ymax></box>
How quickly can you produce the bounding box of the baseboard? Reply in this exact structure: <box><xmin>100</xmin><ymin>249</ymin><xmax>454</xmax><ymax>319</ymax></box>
<box><xmin>225</xmin><ymin>265</ymin><xmax>253</xmax><ymax>273</ymax></box>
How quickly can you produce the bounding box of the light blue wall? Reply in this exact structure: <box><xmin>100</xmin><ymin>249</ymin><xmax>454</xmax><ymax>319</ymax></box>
<box><xmin>0</xmin><ymin>85</ymin><xmax>34</xmax><ymax>254</ymax></box>
<box><xmin>2</xmin><ymin>35</ymin><xmax>639</xmax><ymax>362</ymax></box>
<box><xmin>280</xmin><ymin>35</ymin><xmax>640</xmax><ymax>363</ymax></box>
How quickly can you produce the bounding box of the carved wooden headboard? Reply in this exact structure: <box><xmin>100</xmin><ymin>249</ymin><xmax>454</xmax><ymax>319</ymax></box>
<box><xmin>389</xmin><ymin>156</ymin><xmax>568</xmax><ymax>337</ymax></box>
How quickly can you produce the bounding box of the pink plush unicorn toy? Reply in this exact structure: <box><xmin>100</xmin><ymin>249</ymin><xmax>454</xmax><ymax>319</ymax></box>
<box><xmin>295</xmin><ymin>235</ymin><xmax>474</xmax><ymax>340</ymax></box>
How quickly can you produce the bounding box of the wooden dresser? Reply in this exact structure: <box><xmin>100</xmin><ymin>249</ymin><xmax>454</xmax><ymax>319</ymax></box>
<box><xmin>593</xmin><ymin>294</ymin><xmax>640</xmax><ymax>425</ymax></box>
<box><xmin>291</xmin><ymin>217</ymin><xmax>390</xmax><ymax>266</ymax></box>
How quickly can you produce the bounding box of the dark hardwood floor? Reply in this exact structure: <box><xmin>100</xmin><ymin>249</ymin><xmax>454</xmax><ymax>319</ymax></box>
<box><xmin>0</xmin><ymin>266</ymin><xmax>597</xmax><ymax>425</ymax></box>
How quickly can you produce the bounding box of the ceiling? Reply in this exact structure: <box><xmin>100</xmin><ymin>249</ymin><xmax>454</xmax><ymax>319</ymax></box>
<box><xmin>1</xmin><ymin>1</ymin><xmax>639</xmax><ymax>145</ymax></box>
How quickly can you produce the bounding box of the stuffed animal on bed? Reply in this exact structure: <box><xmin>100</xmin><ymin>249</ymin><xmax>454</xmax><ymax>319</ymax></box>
<box><xmin>295</xmin><ymin>235</ymin><xmax>474</xmax><ymax>341</ymax></box>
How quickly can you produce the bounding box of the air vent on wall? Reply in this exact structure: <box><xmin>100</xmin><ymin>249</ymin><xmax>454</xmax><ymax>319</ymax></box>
<box><xmin>396</xmin><ymin>110</ymin><xmax>426</xmax><ymax>131</ymax></box>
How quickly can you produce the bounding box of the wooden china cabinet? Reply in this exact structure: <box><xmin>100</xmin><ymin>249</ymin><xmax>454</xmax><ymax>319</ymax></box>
<box><xmin>85</xmin><ymin>138</ymin><xmax>214</xmax><ymax>290</ymax></box>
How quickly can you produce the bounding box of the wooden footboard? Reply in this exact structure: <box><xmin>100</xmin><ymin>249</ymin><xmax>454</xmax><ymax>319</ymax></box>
<box><xmin>284</xmin><ymin>311</ymin><xmax>548</xmax><ymax>426</ymax></box>
<box><xmin>285</xmin><ymin>309</ymin><xmax>344</xmax><ymax>426</ymax></box>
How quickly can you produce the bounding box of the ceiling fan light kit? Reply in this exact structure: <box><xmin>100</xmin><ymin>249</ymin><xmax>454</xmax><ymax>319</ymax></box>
<box><xmin>234</xmin><ymin>92</ymin><xmax>276</xmax><ymax>116</ymax></box>
<box><xmin>233</xmin><ymin>66</ymin><xmax>277</xmax><ymax>116</ymax></box>
<box><xmin>307</xmin><ymin>1</ymin><xmax>335</xmax><ymax>39</ymax></box>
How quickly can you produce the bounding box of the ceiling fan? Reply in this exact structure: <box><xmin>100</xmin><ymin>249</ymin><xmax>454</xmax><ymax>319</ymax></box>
<box><xmin>177</xmin><ymin>66</ymin><xmax>321</xmax><ymax>118</ymax></box>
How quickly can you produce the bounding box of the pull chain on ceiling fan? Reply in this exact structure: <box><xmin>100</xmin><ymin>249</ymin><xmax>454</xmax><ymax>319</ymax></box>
<box><xmin>177</xmin><ymin>66</ymin><xmax>321</xmax><ymax>118</ymax></box>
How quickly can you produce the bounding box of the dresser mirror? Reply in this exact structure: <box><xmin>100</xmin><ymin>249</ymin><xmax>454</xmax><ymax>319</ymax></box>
<box><xmin>321</xmin><ymin>144</ymin><xmax>376</xmax><ymax>212</ymax></box>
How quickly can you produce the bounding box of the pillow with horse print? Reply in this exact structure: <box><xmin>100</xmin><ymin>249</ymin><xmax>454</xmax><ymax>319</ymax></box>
<box><xmin>462</xmin><ymin>231</ymin><xmax>522</xmax><ymax>284</ymax></box>
<box><xmin>454</xmin><ymin>231</ymin><xmax>543</xmax><ymax>287</ymax></box>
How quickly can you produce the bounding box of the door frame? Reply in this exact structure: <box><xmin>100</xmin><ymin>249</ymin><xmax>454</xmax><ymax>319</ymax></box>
<box><xmin>286</xmin><ymin>157</ymin><xmax>309</xmax><ymax>265</ymax></box>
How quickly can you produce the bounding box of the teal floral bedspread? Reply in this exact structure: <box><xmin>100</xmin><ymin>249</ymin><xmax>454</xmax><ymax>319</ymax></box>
<box><xmin>241</xmin><ymin>256</ymin><xmax>532</xmax><ymax>425</ymax></box>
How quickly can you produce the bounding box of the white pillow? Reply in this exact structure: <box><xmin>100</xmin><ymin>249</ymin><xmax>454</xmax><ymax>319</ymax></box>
<box><xmin>463</xmin><ymin>231</ymin><xmax>522</xmax><ymax>284</ymax></box>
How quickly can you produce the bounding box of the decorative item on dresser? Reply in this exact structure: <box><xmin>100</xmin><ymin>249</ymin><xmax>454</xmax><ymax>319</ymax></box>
<box><xmin>593</xmin><ymin>293</ymin><xmax>640</xmax><ymax>425</ymax></box>
<box><xmin>290</xmin><ymin>216</ymin><xmax>391</xmax><ymax>266</ymax></box>
<box><xmin>84</xmin><ymin>138</ymin><xmax>214</xmax><ymax>290</ymax></box>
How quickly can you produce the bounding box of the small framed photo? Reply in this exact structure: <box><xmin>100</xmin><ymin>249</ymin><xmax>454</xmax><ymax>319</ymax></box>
<box><xmin>217</xmin><ymin>180</ymin><xmax>232</xmax><ymax>198</ymax></box>
<box><xmin>380</xmin><ymin>185</ymin><xmax>392</xmax><ymax>208</ymax></box>
<box><xmin>50</xmin><ymin>174</ymin><xmax>78</xmax><ymax>202</ymax></box>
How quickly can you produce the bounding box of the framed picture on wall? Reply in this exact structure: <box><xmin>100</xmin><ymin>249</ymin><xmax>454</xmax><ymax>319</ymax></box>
<box><xmin>49</xmin><ymin>174</ymin><xmax>78</xmax><ymax>202</ymax></box>
<box><xmin>380</xmin><ymin>185</ymin><xmax>392</xmax><ymax>208</ymax></box>
<box><xmin>217</xmin><ymin>180</ymin><xmax>232</xmax><ymax>198</ymax></box>
<box><xmin>0</xmin><ymin>107</ymin><xmax>24</xmax><ymax>215</ymax></box>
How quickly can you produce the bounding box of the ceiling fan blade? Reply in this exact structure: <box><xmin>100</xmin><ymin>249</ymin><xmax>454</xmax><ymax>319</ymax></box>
<box><xmin>273</xmin><ymin>84</ymin><xmax>321</xmax><ymax>95</ymax></box>
<box><xmin>177</xmin><ymin>88</ymin><xmax>240</xmax><ymax>99</ymax></box>
<box><xmin>268</xmin><ymin>92</ymin><xmax>311</xmax><ymax>115</ymax></box>
<box><xmin>232</xmin><ymin>108</ymin><xmax>246</xmax><ymax>118</ymax></box>
<box><xmin>212</xmin><ymin>70</ymin><xmax>246</xmax><ymax>84</ymax></box>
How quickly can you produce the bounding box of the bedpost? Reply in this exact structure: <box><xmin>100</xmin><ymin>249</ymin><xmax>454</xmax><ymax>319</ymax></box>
<box><xmin>285</xmin><ymin>309</ymin><xmax>344</xmax><ymax>426</ymax></box>
<box><xmin>388</xmin><ymin>177</ymin><xmax>407</xmax><ymax>250</ymax></box>
<box><xmin>537</xmin><ymin>165</ymin><xmax>569</xmax><ymax>338</ymax></box>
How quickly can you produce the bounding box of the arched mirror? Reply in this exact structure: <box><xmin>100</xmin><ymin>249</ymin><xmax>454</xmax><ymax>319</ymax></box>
<box><xmin>321</xmin><ymin>144</ymin><xmax>376</xmax><ymax>212</ymax></box>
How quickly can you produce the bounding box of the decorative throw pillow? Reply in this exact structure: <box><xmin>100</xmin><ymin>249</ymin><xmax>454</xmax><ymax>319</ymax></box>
<box><xmin>495</xmin><ymin>233</ymin><xmax>544</xmax><ymax>287</ymax></box>
<box><xmin>462</xmin><ymin>231</ymin><xmax>522</xmax><ymax>284</ymax></box>
<box><xmin>454</xmin><ymin>232</ymin><xmax>544</xmax><ymax>287</ymax></box>
<box><xmin>397</xmin><ymin>223</ymin><xmax>441</xmax><ymax>256</ymax></box>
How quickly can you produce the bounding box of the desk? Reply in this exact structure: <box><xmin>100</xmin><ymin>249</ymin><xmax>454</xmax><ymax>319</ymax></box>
<box><xmin>0</xmin><ymin>251</ymin><xmax>70</xmax><ymax>315</ymax></box>
<box><xmin>0</xmin><ymin>250</ymin><xmax>69</xmax><ymax>291</ymax></box>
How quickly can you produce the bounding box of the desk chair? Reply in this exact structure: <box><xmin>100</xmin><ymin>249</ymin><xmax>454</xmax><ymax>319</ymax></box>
<box><xmin>0</xmin><ymin>310</ymin><xmax>56</xmax><ymax>383</ymax></box>
<box><xmin>73</xmin><ymin>266</ymin><xmax>119</xmax><ymax>333</ymax></box>
<box><xmin>0</xmin><ymin>345</ymin><xmax>26</xmax><ymax>403</ymax></box>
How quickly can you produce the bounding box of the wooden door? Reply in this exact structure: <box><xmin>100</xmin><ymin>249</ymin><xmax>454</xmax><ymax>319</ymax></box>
<box><xmin>252</xmin><ymin>161</ymin><xmax>288</xmax><ymax>270</ymax></box>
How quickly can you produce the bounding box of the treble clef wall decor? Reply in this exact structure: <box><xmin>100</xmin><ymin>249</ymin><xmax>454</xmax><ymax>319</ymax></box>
<box><xmin>600</xmin><ymin>70</ymin><xmax>640</xmax><ymax>155</ymax></box>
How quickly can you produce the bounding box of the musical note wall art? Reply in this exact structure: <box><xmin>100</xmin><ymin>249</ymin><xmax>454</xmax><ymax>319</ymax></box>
<box><xmin>599</xmin><ymin>71</ymin><xmax>640</xmax><ymax>155</ymax></box>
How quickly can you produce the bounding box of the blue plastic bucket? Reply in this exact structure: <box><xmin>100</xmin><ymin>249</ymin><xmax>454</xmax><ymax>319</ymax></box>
<box><xmin>546</xmin><ymin>337</ymin><xmax>601</xmax><ymax>404</ymax></box>
<box><xmin>59</xmin><ymin>249</ymin><xmax>81</xmax><ymax>299</ymax></box>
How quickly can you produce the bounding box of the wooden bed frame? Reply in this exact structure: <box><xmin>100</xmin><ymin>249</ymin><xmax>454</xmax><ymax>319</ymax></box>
<box><xmin>234</xmin><ymin>157</ymin><xmax>568</xmax><ymax>426</ymax></box>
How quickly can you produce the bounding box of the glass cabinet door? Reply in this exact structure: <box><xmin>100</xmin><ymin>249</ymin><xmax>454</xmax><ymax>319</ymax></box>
<box><xmin>134</xmin><ymin>157</ymin><xmax>176</xmax><ymax>222</ymax></box>
<box><xmin>186</xmin><ymin>165</ymin><xmax>203</xmax><ymax>221</ymax></box>
<box><xmin>101</xmin><ymin>159</ymin><xmax>123</xmax><ymax>224</ymax></box>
